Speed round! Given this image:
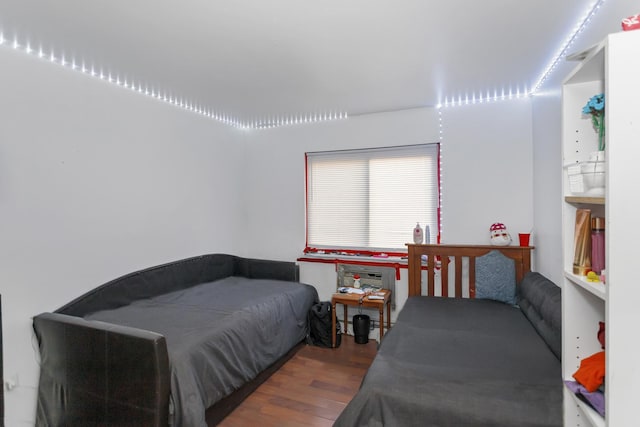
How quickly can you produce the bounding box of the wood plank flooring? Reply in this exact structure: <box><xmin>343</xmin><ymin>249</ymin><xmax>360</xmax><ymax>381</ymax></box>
<box><xmin>219</xmin><ymin>336</ymin><xmax>378</xmax><ymax>426</ymax></box>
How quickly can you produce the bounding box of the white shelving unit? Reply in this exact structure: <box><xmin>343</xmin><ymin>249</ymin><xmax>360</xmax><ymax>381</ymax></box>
<box><xmin>562</xmin><ymin>30</ymin><xmax>640</xmax><ymax>427</ymax></box>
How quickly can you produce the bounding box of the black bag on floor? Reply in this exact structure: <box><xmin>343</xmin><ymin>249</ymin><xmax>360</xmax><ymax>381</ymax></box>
<box><xmin>308</xmin><ymin>301</ymin><xmax>341</xmax><ymax>348</ymax></box>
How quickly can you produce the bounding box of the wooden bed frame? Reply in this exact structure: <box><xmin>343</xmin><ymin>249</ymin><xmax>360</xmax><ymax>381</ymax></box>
<box><xmin>407</xmin><ymin>244</ymin><xmax>533</xmax><ymax>297</ymax></box>
<box><xmin>335</xmin><ymin>245</ymin><xmax>560</xmax><ymax>427</ymax></box>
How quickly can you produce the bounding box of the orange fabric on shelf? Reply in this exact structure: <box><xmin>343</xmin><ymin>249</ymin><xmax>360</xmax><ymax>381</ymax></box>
<box><xmin>573</xmin><ymin>351</ymin><xmax>605</xmax><ymax>392</ymax></box>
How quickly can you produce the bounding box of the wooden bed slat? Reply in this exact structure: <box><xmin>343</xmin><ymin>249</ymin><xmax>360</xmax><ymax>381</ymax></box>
<box><xmin>427</xmin><ymin>255</ymin><xmax>435</xmax><ymax>296</ymax></box>
<box><xmin>454</xmin><ymin>256</ymin><xmax>463</xmax><ymax>297</ymax></box>
<box><xmin>441</xmin><ymin>255</ymin><xmax>449</xmax><ymax>297</ymax></box>
<box><xmin>409</xmin><ymin>250</ymin><xmax>421</xmax><ymax>297</ymax></box>
<box><xmin>406</xmin><ymin>244</ymin><xmax>533</xmax><ymax>298</ymax></box>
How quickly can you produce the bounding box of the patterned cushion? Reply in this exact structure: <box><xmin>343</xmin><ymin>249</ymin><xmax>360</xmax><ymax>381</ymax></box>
<box><xmin>475</xmin><ymin>250</ymin><xmax>517</xmax><ymax>305</ymax></box>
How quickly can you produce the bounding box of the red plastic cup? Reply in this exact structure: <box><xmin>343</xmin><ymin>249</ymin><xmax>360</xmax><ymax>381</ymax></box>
<box><xmin>518</xmin><ymin>233</ymin><xmax>531</xmax><ymax>246</ymax></box>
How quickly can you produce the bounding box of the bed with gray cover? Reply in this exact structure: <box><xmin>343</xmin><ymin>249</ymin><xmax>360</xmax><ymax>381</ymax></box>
<box><xmin>33</xmin><ymin>254</ymin><xmax>318</xmax><ymax>427</ymax></box>
<box><xmin>334</xmin><ymin>245</ymin><xmax>562</xmax><ymax>427</ymax></box>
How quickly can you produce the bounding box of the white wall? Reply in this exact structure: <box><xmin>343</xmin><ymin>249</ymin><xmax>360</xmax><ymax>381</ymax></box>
<box><xmin>531</xmin><ymin>92</ymin><xmax>563</xmax><ymax>284</ymax></box>
<box><xmin>441</xmin><ymin>99</ymin><xmax>534</xmax><ymax>245</ymax></box>
<box><xmin>247</xmin><ymin>101</ymin><xmax>533</xmax><ymax>330</ymax></box>
<box><xmin>244</xmin><ymin>101</ymin><xmax>534</xmax><ymax>261</ymax></box>
<box><xmin>242</xmin><ymin>107</ymin><xmax>441</xmax><ymax>262</ymax></box>
<box><xmin>0</xmin><ymin>49</ymin><xmax>243</xmax><ymax>426</ymax></box>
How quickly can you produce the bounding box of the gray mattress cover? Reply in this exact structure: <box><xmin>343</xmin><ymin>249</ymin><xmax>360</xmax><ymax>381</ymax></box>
<box><xmin>86</xmin><ymin>276</ymin><xmax>317</xmax><ymax>427</ymax></box>
<box><xmin>334</xmin><ymin>296</ymin><xmax>562</xmax><ymax>427</ymax></box>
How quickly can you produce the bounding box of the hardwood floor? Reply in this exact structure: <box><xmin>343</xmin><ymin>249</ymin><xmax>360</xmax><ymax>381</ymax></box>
<box><xmin>219</xmin><ymin>336</ymin><xmax>378</xmax><ymax>426</ymax></box>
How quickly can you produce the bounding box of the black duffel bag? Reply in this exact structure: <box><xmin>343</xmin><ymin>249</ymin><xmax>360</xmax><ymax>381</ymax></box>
<box><xmin>308</xmin><ymin>301</ymin><xmax>341</xmax><ymax>348</ymax></box>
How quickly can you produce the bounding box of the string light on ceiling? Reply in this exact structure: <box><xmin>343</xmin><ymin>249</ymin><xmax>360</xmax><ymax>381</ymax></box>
<box><xmin>438</xmin><ymin>0</ymin><xmax>605</xmax><ymax>108</ymax></box>
<box><xmin>1</xmin><ymin>0</ymin><xmax>605</xmax><ymax>122</ymax></box>
<box><xmin>532</xmin><ymin>0</ymin><xmax>606</xmax><ymax>94</ymax></box>
<box><xmin>251</xmin><ymin>112</ymin><xmax>348</xmax><ymax>129</ymax></box>
<box><xmin>0</xmin><ymin>30</ymin><xmax>348</xmax><ymax>130</ymax></box>
<box><xmin>439</xmin><ymin>85</ymin><xmax>530</xmax><ymax>108</ymax></box>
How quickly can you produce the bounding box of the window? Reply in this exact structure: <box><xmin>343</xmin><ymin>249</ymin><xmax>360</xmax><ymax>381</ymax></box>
<box><xmin>305</xmin><ymin>143</ymin><xmax>440</xmax><ymax>251</ymax></box>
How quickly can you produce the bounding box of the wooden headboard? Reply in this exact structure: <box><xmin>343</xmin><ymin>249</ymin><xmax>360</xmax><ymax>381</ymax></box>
<box><xmin>407</xmin><ymin>244</ymin><xmax>533</xmax><ymax>297</ymax></box>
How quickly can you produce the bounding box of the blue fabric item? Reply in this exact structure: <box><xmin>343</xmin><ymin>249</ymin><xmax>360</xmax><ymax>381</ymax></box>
<box><xmin>475</xmin><ymin>250</ymin><xmax>517</xmax><ymax>305</ymax></box>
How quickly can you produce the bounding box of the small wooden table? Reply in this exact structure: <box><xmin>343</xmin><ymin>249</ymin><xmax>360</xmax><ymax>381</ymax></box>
<box><xmin>331</xmin><ymin>289</ymin><xmax>392</xmax><ymax>348</ymax></box>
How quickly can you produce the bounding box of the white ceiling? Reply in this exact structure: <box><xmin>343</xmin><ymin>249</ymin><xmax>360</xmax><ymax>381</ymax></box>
<box><xmin>0</xmin><ymin>1</ymin><xmax>609</xmax><ymax>125</ymax></box>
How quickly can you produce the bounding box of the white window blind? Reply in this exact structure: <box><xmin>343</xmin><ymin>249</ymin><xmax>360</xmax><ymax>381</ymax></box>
<box><xmin>306</xmin><ymin>143</ymin><xmax>440</xmax><ymax>251</ymax></box>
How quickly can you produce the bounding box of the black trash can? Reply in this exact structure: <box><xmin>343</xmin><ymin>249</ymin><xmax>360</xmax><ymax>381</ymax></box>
<box><xmin>353</xmin><ymin>314</ymin><xmax>370</xmax><ymax>344</ymax></box>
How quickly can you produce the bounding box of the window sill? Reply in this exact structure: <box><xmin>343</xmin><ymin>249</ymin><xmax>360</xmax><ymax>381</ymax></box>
<box><xmin>297</xmin><ymin>253</ymin><xmax>411</xmax><ymax>280</ymax></box>
<box><xmin>299</xmin><ymin>252</ymin><xmax>406</xmax><ymax>263</ymax></box>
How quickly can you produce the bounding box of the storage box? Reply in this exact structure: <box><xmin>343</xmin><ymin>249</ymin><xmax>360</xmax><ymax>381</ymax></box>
<box><xmin>566</xmin><ymin>161</ymin><xmax>605</xmax><ymax>196</ymax></box>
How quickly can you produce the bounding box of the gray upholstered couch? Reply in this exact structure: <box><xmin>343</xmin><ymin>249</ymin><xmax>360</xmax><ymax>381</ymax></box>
<box><xmin>517</xmin><ymin>271</ymin><xmax>562</xmax><ymax>360</ymax></box>
<box><xmin>33</xmin><ymin>254</ymin><xmax>317</xmax><ymax>426</ymax></box>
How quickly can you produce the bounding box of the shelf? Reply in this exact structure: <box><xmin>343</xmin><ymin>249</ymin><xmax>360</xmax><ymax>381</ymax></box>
<box><xmin>562</xmin><ymin>30</ymin><xmax>640</xmax><ymax>426</ymax></box>
<box><xmin>564</xmin><ymin>271</ymin><xmax>606</xmax><ymax>301</ymax></box>
<box><xmin>564</xmin><ymin>39</ymin><xmax>604</xmax><ymax>85</ymax></box>
<box><xmin>565</xmin><ymin>196</ymin><xmax>605</xmax><ymax>205</ymax></box>
<box><xmin>565</xmin><ymin>385</ymin><xmax>605</xmax><ymax>427</ymax></box>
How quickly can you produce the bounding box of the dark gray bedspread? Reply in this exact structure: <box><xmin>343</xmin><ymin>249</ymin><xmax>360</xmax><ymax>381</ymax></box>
<box><xmin>334</xmin><ymin>296</ymin><xmax>562</xmax><ymax>427</ymax></box>
<box><xmin>86</xmin><ymin>276</ymin><xmax>317</xmax><ymax>427</ymax></box>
